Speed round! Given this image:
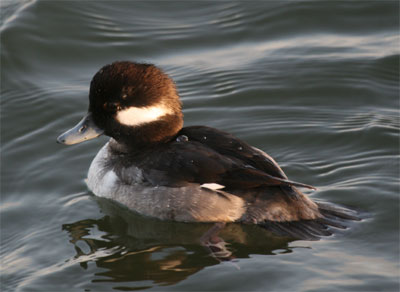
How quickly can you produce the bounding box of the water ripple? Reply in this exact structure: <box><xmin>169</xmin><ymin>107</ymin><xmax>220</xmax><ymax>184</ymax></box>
<box><xmin>1</xmin><ymin>1</ymin><xmax>399</xmax><ymax>291</ymax></box>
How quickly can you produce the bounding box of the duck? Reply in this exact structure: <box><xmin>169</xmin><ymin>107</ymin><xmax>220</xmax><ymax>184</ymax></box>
<box><xmin>57</xmin><ymin>61</ymin><xmax>358</xmax><ymax>240</ymax></box>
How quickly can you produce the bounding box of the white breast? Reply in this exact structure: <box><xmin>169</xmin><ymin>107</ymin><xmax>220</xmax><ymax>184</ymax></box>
<box><xmin>86</xmin><ymin>141</ymin><xmax>246</xmax><ymax>222</ymax></box>
<box><xmin>87</xmin><ymin>142</ymin><xmax>116</xmax><ymax>198</ymax></box>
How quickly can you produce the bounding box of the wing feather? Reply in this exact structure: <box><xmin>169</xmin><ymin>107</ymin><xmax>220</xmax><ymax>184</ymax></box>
<box><xmin>137</xmin><ymin>126</ymin><xmax>315</xmax><ymax>190</ymax></box>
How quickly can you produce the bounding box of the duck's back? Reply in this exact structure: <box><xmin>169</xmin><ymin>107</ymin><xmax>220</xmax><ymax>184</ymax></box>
<box><xmin>178</xmin><ymin>126</ymin><xmax>360</xmax><ymax>239</ymax></box>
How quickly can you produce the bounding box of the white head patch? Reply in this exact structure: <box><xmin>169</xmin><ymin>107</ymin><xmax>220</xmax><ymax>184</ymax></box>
<box><xmin>116</xmin><ymin>105</ymin><xmax>171</xmax><ymax>126</ymax></box>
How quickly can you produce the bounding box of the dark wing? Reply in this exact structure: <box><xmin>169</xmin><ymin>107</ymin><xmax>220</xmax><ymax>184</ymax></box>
<box><xmin>137</xmin><ymin>127</ymin><xmax>315</xmax><ymax>190</ymax></box>
<box><xmin>137</xmin><ymin>141</ymin><xmax>233</xmax><ymax>187</ymax></box>
<box><xmin>179</xmin><ymin>126</ymin><xmax>288</xmax><ymax>179</ymax></box>
<box><xmin>179</xmin><ymin>126</ymin><xmax>315</xmax><ymax>190</ymax></box>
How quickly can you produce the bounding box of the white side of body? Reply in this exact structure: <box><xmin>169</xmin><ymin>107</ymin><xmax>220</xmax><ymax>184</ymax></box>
<box><xmin>86</xmin><ymin>141</ymin><xmax>245</xmax><ymax>222</ymax></box>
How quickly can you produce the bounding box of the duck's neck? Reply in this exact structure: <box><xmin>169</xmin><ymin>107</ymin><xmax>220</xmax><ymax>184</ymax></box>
<box><xmin>107</xmin><ymin>112</ymin><xmax>183</xmax><ymax>153</ymax></box>
<box><xmin>108</xmin><ymin>137</ymin><xmax>169</xmax><ymax>154</ymax></box>
<box><xmin>108</xmin><ymin>138</ymin><xmax>131</xmax><ymax>154</ymax></box>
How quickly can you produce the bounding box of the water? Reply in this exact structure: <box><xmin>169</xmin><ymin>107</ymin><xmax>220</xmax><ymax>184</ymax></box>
<box><xmin>1</xmin><ymin>1</ymin><xmax>399</xmax><ymax>291</ymax></box>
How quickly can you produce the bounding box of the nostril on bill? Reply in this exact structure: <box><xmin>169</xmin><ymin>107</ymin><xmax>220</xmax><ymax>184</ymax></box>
<box><xmin>79</xmin><ymin>125</ymin><xmax>87</xmax><ymax>133</ymax></box>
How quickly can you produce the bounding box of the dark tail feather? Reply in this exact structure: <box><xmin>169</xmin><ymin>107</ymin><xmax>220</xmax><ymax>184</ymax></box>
<box><xmin>266</xmin><ymin>175</ymin><xmax>317</xmax><ymax>190</ymax></box>
<box><xmin>259</xmin><ymin>202</ymin><xmax>360</xmax><ymax>240</ymax></box>
<box><xmin>316</xmin><ymin>201</ymin><xmax>361</xmax><ymax>221</ymax></box>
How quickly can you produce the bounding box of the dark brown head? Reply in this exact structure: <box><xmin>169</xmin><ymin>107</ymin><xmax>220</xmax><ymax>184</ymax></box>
<box><xmin>57</xmin><ymin>61</ymin><xmax>183</xmax><ymax>148</ymax></box>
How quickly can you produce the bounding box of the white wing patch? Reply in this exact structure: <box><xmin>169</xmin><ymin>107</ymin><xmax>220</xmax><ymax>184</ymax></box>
<box><xmin>200</xmin><ymin>183</ymin><xmax>225</xmax><ymax>190</ymax></box>
<box><xmin>116</xmin><ymin>105</ymin><xmax>171</xmax><ymax>126</ymax></box>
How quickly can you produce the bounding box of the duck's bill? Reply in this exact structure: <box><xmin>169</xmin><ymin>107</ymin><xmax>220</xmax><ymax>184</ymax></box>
<box><xmin>57</xmin><ymin>112</ymin><xmax>104</xmax><ymax>145</ymax></box>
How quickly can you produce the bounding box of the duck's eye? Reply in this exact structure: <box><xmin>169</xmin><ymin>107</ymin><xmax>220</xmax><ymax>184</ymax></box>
<box><xmin>103</xmin><ymin>102</ymin><xmax>121</xmax><ymax>112</ymax></box>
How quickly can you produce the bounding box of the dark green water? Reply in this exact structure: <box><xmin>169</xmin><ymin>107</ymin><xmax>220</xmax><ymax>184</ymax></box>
<box><xmin>1</xmin><ymin>1</ymin><xmax>399</xmax><ymax>291</ymax></box>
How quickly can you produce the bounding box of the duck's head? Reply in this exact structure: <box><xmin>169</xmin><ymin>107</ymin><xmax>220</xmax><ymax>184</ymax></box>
<box><xmin>57</xmin><ymin>61</ymin><xmax>183</xmax><ymax>148</ymax></box>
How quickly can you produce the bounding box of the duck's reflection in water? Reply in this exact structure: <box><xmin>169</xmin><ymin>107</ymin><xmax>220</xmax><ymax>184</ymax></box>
<box><xmin>62</xmin><ymin>196</ymin><xmax>298</xmax><ymax>287</ymax></box>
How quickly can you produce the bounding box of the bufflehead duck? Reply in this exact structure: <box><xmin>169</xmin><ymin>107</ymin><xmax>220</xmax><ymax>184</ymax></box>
<box><xmin>57</xmin><ymin>61</ymin><xmax>358</xmax><ymax>240</ymax></box>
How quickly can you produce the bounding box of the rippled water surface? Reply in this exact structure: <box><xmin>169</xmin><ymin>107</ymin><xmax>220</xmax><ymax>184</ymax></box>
<box><xmin>1</xmin><ymin>1</ymin><xmax>399</xmax><ymax>291</ymax></box>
